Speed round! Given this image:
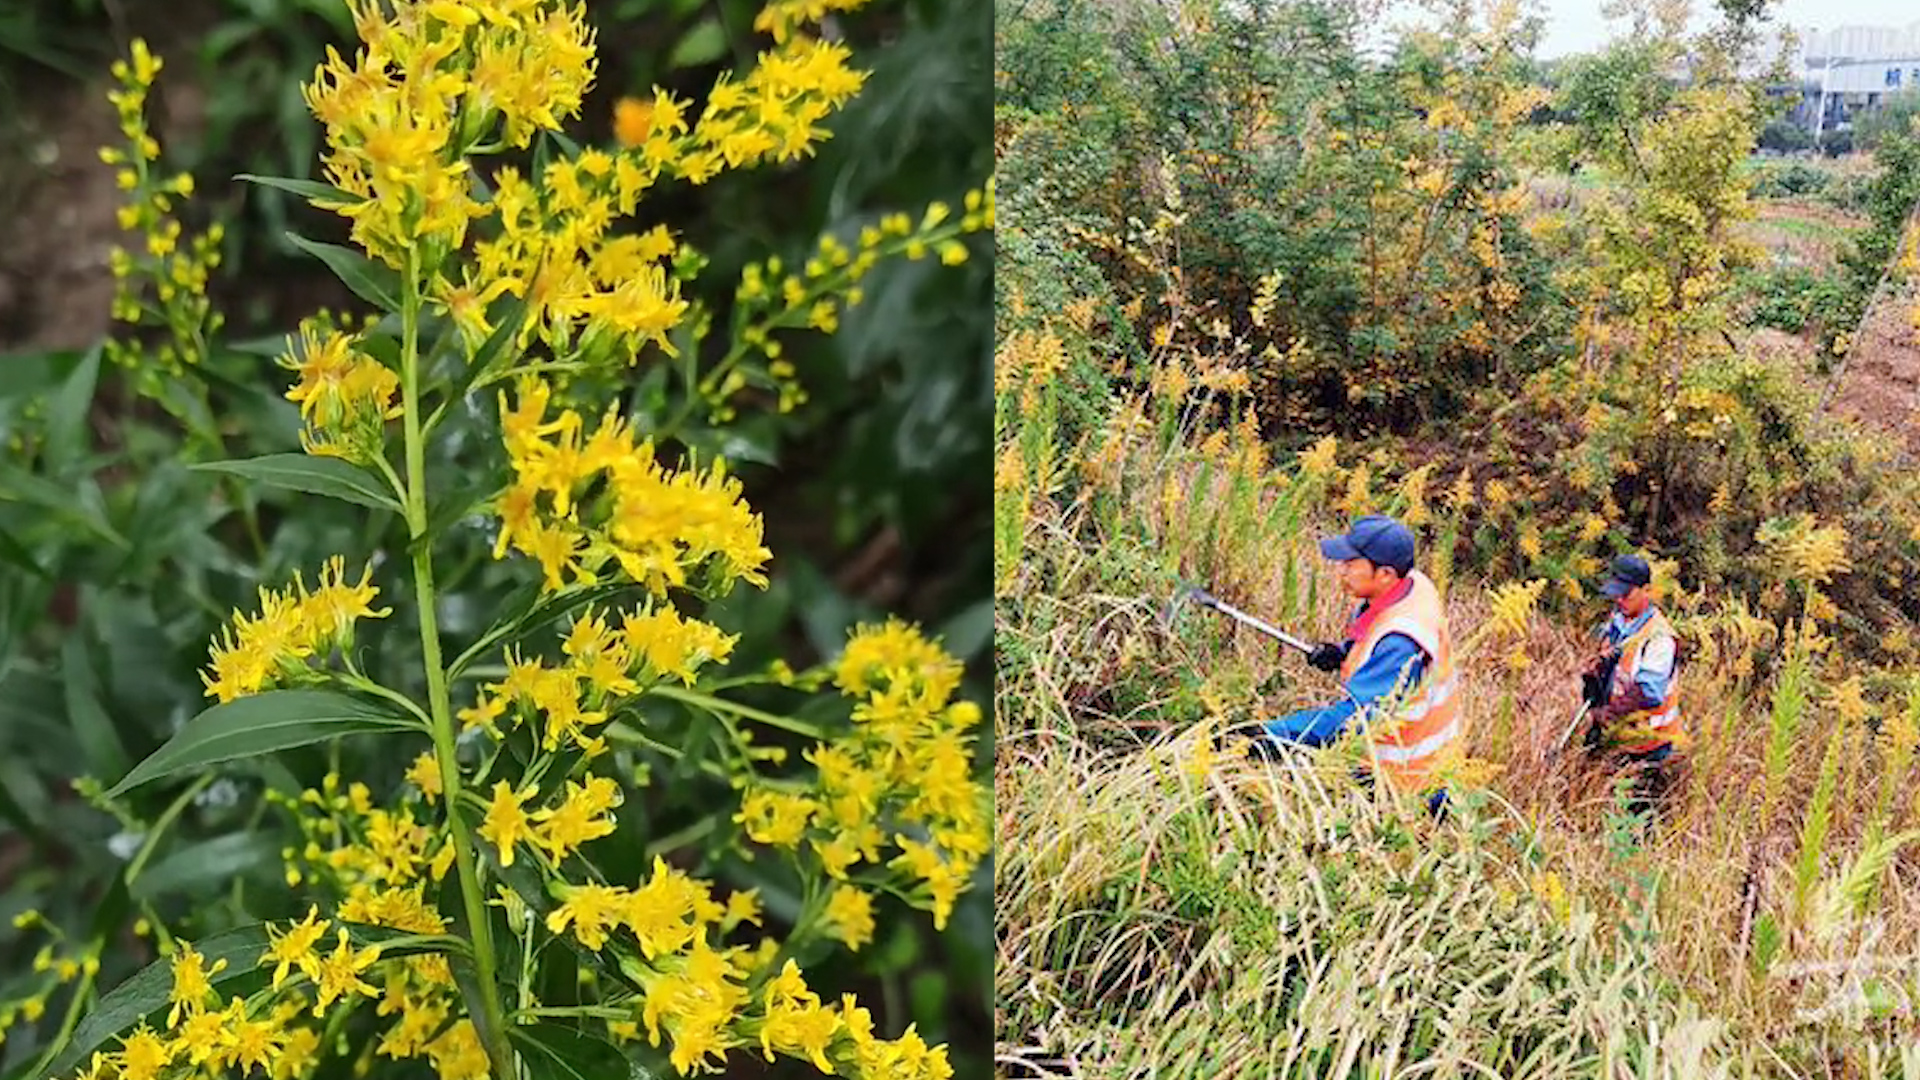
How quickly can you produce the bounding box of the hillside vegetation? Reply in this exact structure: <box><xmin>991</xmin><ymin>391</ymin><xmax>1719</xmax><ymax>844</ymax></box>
<box><xmin>995</xmin><ymin>0</ymin><xmax>1920</xmax><ymax>1075</ymax></box>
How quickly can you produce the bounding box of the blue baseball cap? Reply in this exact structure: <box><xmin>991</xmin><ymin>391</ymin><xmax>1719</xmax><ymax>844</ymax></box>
<box><xmin>1600</xmin><ymin>554</ymin><xmax>1652</xmax><ymax>598</ymax></box>
<box><xmin>1319</xmin><ymin>514</ymin><xmax>1415</xmax><ymax>575</ymax></box>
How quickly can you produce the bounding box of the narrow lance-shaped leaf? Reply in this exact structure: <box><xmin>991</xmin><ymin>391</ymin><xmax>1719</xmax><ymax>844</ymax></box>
<box><xmin>64</xmin><ymin>631</ymin><xmax>132</xmax><ymax>781</ymax></box>
<box><xmin>510</xmin><ymin>1022</ymin><xmax>654</xmax><ymax>1080</ymax></box>
<box><xmin>236</xmin><ymin>172</ymin><xmax>366</xmax><ymax>206</ymax></box>
<box><xmin>108</xmin><ymin>690</ymin><xmax>423</xmax><ymax>798</ymax></box>
<box><xmin>285</xmin><ymin>231</ymin><xmax>400</xmax><ymax>313</ymax></box>
<box><xmin>191</xmin><ymin>455</ymin><xmax>401</xmax><ymax>513</ymax></box>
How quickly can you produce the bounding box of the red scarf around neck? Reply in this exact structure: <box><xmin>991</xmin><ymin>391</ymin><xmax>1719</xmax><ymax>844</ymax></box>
<box><xmin>1345</xmin><ymin>576</ymin><xmax>1414</xmax><ymax>644</ymax></box>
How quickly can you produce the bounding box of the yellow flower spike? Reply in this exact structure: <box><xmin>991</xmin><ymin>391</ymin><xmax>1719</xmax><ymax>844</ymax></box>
<box><xmin>405</xmin><ymin>751</ymin><xmax>443</xmax><ymax>801</ymax></box>
<box><xmin>117</xmin><ymin>1027</ymin><xmax>173</xmax><ymax>1080</ymax></box>
<box><xmin>477</xmin><ymin>781</ymin><xmax>535</xmax><ymax>867</ymax></box>
<box><xmin>823</xmin><ymin>884</ymin><xmax>877</xmax><ymax>951</ymax></box>
<box><xmin>547</xmin><ymin>882</ymin><xmax>628</xmax><ymax>949</ymax></box>
<box><xmin>165</xmin><ymin>941</ymin><xmax>227</xmax><ymax>1027</ymax></box>
<box><xmin>311</xmin><ymin>929</ymin><xmax>381</xmax><ymax>1016</ymax></box>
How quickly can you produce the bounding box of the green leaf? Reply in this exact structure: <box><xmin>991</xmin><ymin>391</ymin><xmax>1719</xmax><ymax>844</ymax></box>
<box><xmin>0</xmin><ymin>527</ymin><xmax>45</xmax><ymax>579</ymax></box>
<box><xmin>63</xmin><ymin>631</ymin><xmax>131</xmax><ymax>782</ymax></box>
<box><xmin>454</xmin><ymin>296</ymin><xmax>530</xmax><ymax>400</ymax></box>
<box><xmin>49</xmin><ymin>923</ymin><xmax>452</xmax><ymax>1077</ymax></box>
<box><xmin>285</xmin><ymin>231</ymin><xmax>400</xmax><ymax>313</ymax></box>
<box><xmin>1750</xmin><ymin>911</ymin><xmax>1781</xmax><ymax>980</ymax></box>
<box><xmin>511</xmin><ymin>1024</ymin><xmax>651</xmax><ymax>1080</ymax></box>
<box><xmin>108</xmin><ymin>690</ymin><xmax>422</xmax><ymax>798</ymax></box>
<box><xmin>668</xmin><ymin>18</ymin><xmax>728</xmax><ymax>69</ymax></box>
<box><xmin>130</xmin><ymin>832</ymin><xmax>279</xmax><ymax>901</ymax></box>
<box><xmin>45</xmin><ymin>344</ymin><xmax>101</xmax><ymax>470</ymax></box>
<box><xmin>191</xmin><ymin>454</ymin><xmax>401</xmax><ymax>514</ymax></box>
<box><xmin>936</xmin><ymin>597</ymin><xmax>993</xmax><ymax>663</ymax></box>
<box><xmin>236</xmin><ymin>173</ymin><xmax>366</xmax><ymax>206</ymax></box>
<box><xmin>0</xmin><ymin>464</ymin><xmax>128</xmax><ymax>548</ymax></box>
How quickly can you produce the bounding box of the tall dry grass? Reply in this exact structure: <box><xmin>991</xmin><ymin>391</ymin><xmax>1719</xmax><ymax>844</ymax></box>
<box><xmin>997</xmin><ymin>348</ymin><xmax>1920</xmax><ymax>1074</ymax></box>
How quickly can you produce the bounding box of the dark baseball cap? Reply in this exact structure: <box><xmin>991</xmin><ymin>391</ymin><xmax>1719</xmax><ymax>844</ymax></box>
<box><xmin>1319</xmin><ymin>514</ymin><xmax>1415</xmax><ymax>575</ymax></box>
<box><xmin>1600</xmin><ymin>554</ymin><xmax>1652</xmax><ymax>598</ymax></box>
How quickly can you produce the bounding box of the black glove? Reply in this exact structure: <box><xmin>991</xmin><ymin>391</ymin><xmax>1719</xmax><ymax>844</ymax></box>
<box><xmin>1306</xmin><ymin>642</ymin><xmax>1346</xmax><ymax>672</ymax></box>
<box><xmin>1580</xmin><ymin>671</ymin><xmax>1603</xmax><ymax>707</ymax></box>
<box><xmin>1582</xmin><ymin>712</ymin><xmax>1606</xmax><ymax>754</ymax></box>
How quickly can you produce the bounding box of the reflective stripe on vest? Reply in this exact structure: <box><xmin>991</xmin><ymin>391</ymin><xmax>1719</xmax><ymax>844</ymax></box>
<box><xmin>1613</xmin><ymin>608</ymin><xmax>1680</xmax><ymax>753</ymax></box>
<box><xmin>1339</xmin><ymin>571</ymin><xmax>1461</xmax><ymax>792</ymax></box>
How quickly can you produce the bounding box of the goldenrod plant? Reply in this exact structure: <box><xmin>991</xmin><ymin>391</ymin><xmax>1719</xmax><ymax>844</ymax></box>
<box><xmin>997</xmin><ymin>0</ymin><xmax>1920</xmax><ymax>1069</ymax></box>
<box><xmin>9</xmin><ymin>3</ymin><xmax>991</xmax><ymax>1078</ymax></box>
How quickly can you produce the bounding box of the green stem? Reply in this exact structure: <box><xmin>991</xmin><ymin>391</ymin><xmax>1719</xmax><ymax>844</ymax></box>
<box><xmin>28</xmin><ymin>955</ymin><xmax>98</xmax><ymax>1079</ymax></box>
<box><xmin>513</xmin><ymin>1005</ymin><xmax>631</xmax><ymax>1022</ymax></box>
<box><xmin>337</xmin><ymin>670</ymin><xmax>434</xmax><ymax>727</ymax></box>
<box><xmin>371</xmin><ymin>454</ymin><xmax>408</xmax><ymax>510</ymax></box>
<box><xmin>658</xmin><ymin>220</ymin><xmax>975</xmax><ymax>443</ymax></box>
<box><xmin>399</xmin><ymin>252</ymin><xmax>516</xmax><ymax>1080</ymax></box>
<box><xmin>643</xmin><ymin>814</ymin><xmax>719</xmax><ymax>860</ymax></box>
<box><xmin>648</xmin><ymin>685</ymin><xmax>828</xmax><ymax>739</ymax></box>
<box><xmin>124</xmin><ymin>774</ymin><xmax>214</xmax><ymax>885</ymax></box>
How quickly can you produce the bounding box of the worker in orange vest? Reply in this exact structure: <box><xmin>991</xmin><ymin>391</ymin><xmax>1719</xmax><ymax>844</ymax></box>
<box><xmin>1579</xmin><ymin>553</ymin><xmax>1682</xmax><ymax>819</ymax></box>
<box><xmin>1259</xmin><ymin>514</ymin><xmax>1461</xmax><ymax>815</ymax></box>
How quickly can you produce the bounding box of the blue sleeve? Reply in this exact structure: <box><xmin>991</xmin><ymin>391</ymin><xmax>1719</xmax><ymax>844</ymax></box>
<box><xmin>1345</xmin><ymin>634</ymin><xmax>1427</xmax><ymax>708</ymax></box>
<box><xmin>1264</xmin><ymin>700</ymin><xmax>1358</xmax><ymax>747</ymax></box>
<box><xmin>1262</xmin><ymin>633</ymin><xmax>1427</xmax><ymax>748</ymax></box>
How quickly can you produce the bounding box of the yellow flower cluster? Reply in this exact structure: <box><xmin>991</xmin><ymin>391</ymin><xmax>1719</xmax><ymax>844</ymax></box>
<box><xmin>263</xmin><ymin>773</ymin><xmax>496</xmax><ymax>1076</ymax></box>
<box><xmin>296</xmin><ymin>0</ymin><xmax>883</xmax><ymax>381</ymax></box>
<box><xmin>461</xmin><ymin>606</ymin><xmax>737</xmax><ymax>753</ymax></box>
<box><xmin>475</xmin><ymin>773</ymin><xmax>624</xmax><ymax>862</ymax></box>
<box><xmin>754</xmin><ymin>0</ymin><xmax>872</xmax><ymax>43</ymax></box>
<box><xmin>735</xmin><ymin>620</ymin><xmax>989</xmax><ymax>935</ymax></box>
<box><xmin>303</xmin><ymin>0</ymin><xmax>596</xmax><ymax>269</ymax></box>
<box><xmin>100</xmin><ymin>39</ymin><xmax>225</xmax><ymax>383</ymax></box>
<box><xmin>279</xmin><ymin>318</ymin><xmax>403</xmax><ymax>462</ymax></box>
<box><xmin>494</xmin><ymin>375</ymin><xmax>771</xmax><ymax>595</ymax></box>
<box><xmin>616</xmin><ymin>924</ymin><xmax>952</xmax><ymax>1078</ymax></box>
<box><xmin>469</xmin><ymin>153</ymin><xmax>689</xmax><ymax>358</ymax></box>
<box><xmin>201</xmin><ymin>557</ymin><xmax>391</xmax><ymax>702</ymax></box>
<box><xmin>68</xmin><ymin>929</ymin><xmax>365</xmax><ymax>1080</ymax></box>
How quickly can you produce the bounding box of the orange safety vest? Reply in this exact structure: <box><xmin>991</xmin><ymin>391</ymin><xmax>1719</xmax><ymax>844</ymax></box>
<box><xmin>1339</xmin><ymin>570</ymin><xmax>1461</xmax><ymax>794</ymax></box>
<box><xmin>1612</xmin><ymin>608</ymin><xmax>1680</xmax><ymax>755</ymax></box>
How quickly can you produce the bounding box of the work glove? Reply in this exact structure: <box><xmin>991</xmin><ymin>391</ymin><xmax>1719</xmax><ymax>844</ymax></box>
<box><xmin>1581</xmin><ymin>713</ymin><xmax>1606</xmax><ymax>753</ymax></box>
<box><xmin>1579</xmin><ymin>670</ymin><xmax>1603</xmax><ymax>706</ymax></box>
<box><xmin>1306</xmin><ymin>642</ymin><xmax>1346</xmax><ymax>672</ymax></box>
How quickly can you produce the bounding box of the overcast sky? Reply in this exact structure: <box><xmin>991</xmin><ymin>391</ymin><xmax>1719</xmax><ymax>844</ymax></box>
<box><xmin>1382</xmin><ymin>0</ymin><xmax>1920</xmax><ymax>59</ymax></box>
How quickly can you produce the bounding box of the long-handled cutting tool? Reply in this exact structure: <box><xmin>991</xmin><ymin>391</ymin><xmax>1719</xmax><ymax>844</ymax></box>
<box><xmin>1161</xmin><ymin>583</ymin><xmax>1314</xmax><ymax>654</ymax></box>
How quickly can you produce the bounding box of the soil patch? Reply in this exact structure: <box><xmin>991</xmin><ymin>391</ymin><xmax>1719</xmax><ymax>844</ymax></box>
<box><xmin>1826</xmin><ymin>278</ymin><xmax>1920</xmax><ymax>458</ymax></box>
<box><xmin>0</xmin><ymin>75</ymin><xmax>127</xmax><ymax>354</ymax></box>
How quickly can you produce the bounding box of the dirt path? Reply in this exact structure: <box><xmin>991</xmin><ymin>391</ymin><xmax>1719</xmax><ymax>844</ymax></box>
<box><xmin>0</xmin><ymin>76</ymin><xmax>126</xmax><ymax>354</ymax></box>
<box><xmin>1825</xmin><ymin>275</ymin><xmax>1920</xmax><ymax>458</ymax></box>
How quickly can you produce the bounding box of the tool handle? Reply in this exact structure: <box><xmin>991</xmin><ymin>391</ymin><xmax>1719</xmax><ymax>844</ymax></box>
<box><xmin>1192</xmin><ymin>591</ymin><xmax>1313</xmax><ymax>653</ymax></box>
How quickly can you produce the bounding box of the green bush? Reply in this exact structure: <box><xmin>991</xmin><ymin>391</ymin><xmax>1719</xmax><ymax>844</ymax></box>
<box><xmin>1749</xmin><ymin>159</ymin><xmax>1829</xmax><ymax>198</ymax></box>
<box><xmin>1737</xmin><ymin>265</ymin><xmax>1857</xmax><ymax>336</ymax></box>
